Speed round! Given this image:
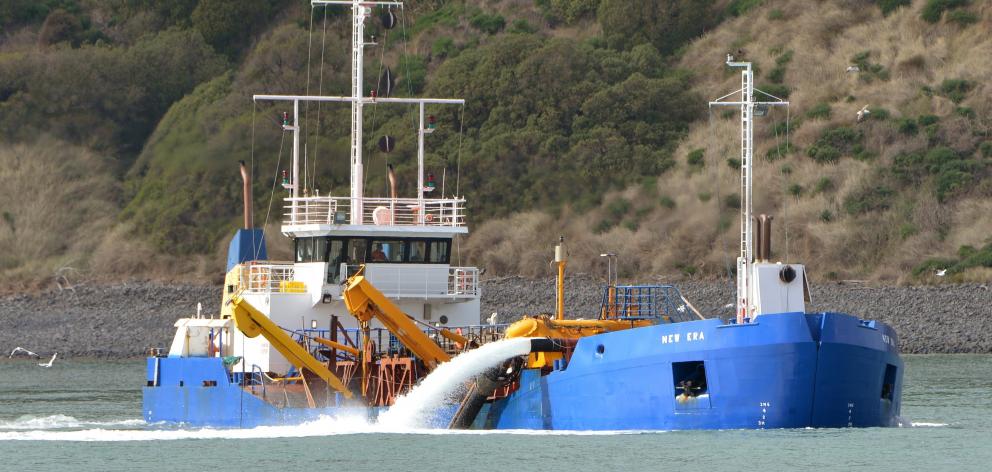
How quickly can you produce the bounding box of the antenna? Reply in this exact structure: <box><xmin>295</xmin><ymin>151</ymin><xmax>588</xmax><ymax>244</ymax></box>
<box><xmin>254</xmin><ymin>1</ymin><xmax>464</xmax><ymax>228</ymax></box>
<box><xmin>709</xmin><ymin>58</ymin><xmax>788</xmax><ymax>323</ymax></box>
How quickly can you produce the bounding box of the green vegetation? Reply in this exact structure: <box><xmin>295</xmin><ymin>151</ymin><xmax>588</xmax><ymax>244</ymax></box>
<box><xmin>850</xmin><ymin>51</ymin><xmax>889</xmax><ymax>83</ymax></box>
<box><xmin>2</xmin><ymin>0</ymin><xmax>991</xmax><ymax>285</ymax></box>
<box><xmin>805</xmin><ymin>102</ymin><xmax>832</xmax><ymax>120</ymax></box>
<box><xmin>469</xmin><ymin>12</ymin><xmax>505</xmax><ymax>34</ymax></box>
<box><xmin>843</xmin><ymin>184</ymin><xmax>894</xmax><ymax>215</ymax></box>
<box><xmin>914</xmin><ymin>242</ymin><xmax>992</xmax><ymax>277</ymax></box>
<box><xmin>938</xmin><ymin>78</ymin><xmax>973</xmax><ymax>103</ymax></box>
<box><xmin>874</xmin><ymin>0</ymin><xmax>911</xmax><ymax>15</ymax></box>
<box><xmin>947</xmin><ymin>9</ymin><xmax>978</xmax><ymax>25</ymax></box>
<box><xmin>687</xmin><ymin>148</ymin><xmax>705</xmax><ymax>168</ymax></box>
<box><xmin>921</xmin><ymin>0</ymin><xmax>970</xmax><ymax>23</ymax></box>
<box><xmin>806</xmin><ymin>127</ymin><xmax>867</xmax><ymax>163</ymax></box>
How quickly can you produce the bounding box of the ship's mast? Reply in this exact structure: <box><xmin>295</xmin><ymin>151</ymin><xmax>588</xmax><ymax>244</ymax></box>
<box><xmin>254</xmin><ymin>1</ymin><xmax>464</xmax><ymax>227</ymax></box>
<box><xmin>709</xmin><ymin>57</ymin><xmax>788</xmax><ymax>323</ymax></box>
<box><xmin>315</xmin><ymin>0</ymin><xmax>402</xmax><ymax>223</ymax></box>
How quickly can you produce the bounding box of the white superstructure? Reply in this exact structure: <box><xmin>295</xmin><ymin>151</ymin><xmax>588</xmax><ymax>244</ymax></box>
<box><xmin>167</xmin><ymin>1</ymin><xmax>480</xmax><ymax>376</ymax></box>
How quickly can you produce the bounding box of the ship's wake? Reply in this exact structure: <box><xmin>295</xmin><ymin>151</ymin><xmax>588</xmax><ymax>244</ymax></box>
<box><xmin>0</xmin><ymin>414</ymin><xmax>646</xmax><ymax>441</ymax></box>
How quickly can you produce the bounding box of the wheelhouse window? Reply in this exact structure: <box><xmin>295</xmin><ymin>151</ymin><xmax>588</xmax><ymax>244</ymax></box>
<box><xmin>408</xmin><ymin>241</ymin><xmax>426</xmax><ymax>262</ymax></box>
<box><xmin>326</xmin><ymin>239</ymin><xmax>346</xmax><ymax>283</ymax></box>
<box><xmin>294</xmin><ymin>237</ymin><xmax>328</xmax><ymax>263</ymax></box>
<box><xmin>297</xmin><ymin>237</ymin><xmax>451</xmax><ymax>266</ymax></box>
<box><xmin>346</xmin><ymin>238</ymin><xmax>368</xmax><ymax>265</ymax></box>
<box><xmin>428</xmin><ymin>240</ymin><xmax>450</xmax><ymax>263</ymax></box>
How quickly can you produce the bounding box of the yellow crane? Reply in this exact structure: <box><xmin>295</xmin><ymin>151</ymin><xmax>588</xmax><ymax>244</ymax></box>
<box><xmin>229</xmin><ymin>293</ymin><xmax>353</xmax><ymax>399</ymax></box>
<box><xmin>341</xmin><ymin>269</ymin><xmax>451</xmax><ymax>369</ymax></box>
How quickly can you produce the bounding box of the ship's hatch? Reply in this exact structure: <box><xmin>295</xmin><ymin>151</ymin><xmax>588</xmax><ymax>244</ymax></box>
<box><xmin>673</xmin><ymin>361</ymin><xmax>711</xmax><ymax>410</ymax></box>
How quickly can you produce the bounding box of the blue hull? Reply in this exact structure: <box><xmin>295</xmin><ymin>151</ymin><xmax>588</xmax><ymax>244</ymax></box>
<box><xmin>142</xmin><ymin>357</ymin><xmax>376</xmax><ymax>428</ymax></box>
<box><xmin>143</xmin><ymin>312</ymin><xmax>902</xmax><ymax>430</ymax></box>
<box><xmin>482</xmin><ymin>312</ymin><xmax>902</xmax><ymax>430</ymax></box>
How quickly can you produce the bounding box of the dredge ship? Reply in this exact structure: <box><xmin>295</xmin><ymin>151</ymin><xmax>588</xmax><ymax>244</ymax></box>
<box><xmin>143</xmin><ymin>1</ymin><xmax>903</xmax><ymax>430</ymax></box>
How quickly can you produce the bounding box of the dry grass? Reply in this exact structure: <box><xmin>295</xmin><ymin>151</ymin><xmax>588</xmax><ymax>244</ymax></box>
<box><xmin>0</xmin><ymin>138</ymin><xmax>118</xmax><ymax>289</ymax></box>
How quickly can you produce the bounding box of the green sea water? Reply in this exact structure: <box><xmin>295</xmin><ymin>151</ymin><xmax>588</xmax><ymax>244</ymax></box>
<box><xmin>0</xmin><ymin>355</ymin><xmax>989</xmax><ymax>471</ymax></box>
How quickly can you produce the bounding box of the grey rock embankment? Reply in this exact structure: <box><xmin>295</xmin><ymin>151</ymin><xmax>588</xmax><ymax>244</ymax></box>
<box><xmin>1</xmin><ymin>277</ymin><xmax>989</xmax><ymax>357</ymax></box>
<box><xmin>0</xmin><ymin>283</ymin><xmax>216</xmax><ymax>358</ymax></box>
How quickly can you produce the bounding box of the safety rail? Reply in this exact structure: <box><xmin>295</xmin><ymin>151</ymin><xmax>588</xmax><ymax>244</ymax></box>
<box><xmin>240</xmin><ymin>262</ymin><xmax>301</xmax><ymax>294</ymax></box>
<box><xmin>282</xmin><ymin>196</ymin><xmax>466</xmax><ymax>227</ymax></box>
<box><xmin>600</xmin><ymin>285</ymin><xmax>697</xmax><ymax>323</ymax></box>
<box><xmin>352</xmin><ymin>265</ymin><xmax>479</xmax><ymax>298</ymax></box>
<box><xmin>296</xmin><ymin>324</ymin><xmax>507</xmax><ymax>359</ymax></box>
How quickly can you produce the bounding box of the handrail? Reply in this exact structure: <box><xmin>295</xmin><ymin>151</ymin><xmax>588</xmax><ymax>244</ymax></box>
<box><xmin>249</xmin><ymin>364</ymin><xmax>267</xmax><ymax>398</ymax></box>
<box><xmin>283</xmin><ymin>196</ymin><xmax>467</xmax><ymax>227</ymax></box>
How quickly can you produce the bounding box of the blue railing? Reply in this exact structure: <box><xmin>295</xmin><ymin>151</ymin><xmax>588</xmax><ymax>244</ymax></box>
<box><xmin>600</xmin><ymin>285</ymin><xmax>696</xmax><ymax>323</ymax></box>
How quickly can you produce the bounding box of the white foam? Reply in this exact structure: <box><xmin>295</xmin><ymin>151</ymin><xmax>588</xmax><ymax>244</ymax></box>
<box><xmin>377</xmin><ymin>337</ymin><xmax>534</xmax><ymax>430</ymax></box>
<box><xmin>0</xmin><ymin>412</ymin><xmax>647</xmax><ymax>442</ymax></box>
<box><xmin>910</xmin><ymin>422</ymin><xmax>949</xmax><ymax>427</ymax></box>
<box><xmin>0</xmin><ymin>415</ymin><xmax>144</xmax><ymax>431</ymax></box>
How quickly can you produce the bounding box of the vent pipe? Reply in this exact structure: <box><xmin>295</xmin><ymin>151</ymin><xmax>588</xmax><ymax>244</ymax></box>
<box><xmin>239</xmin><ymin>161</ymin><xmax>253</xmax><ymax>229</ymax></box>
<box><xmin>387</xmin><ymin>164</ymin><xmax>398</xmax><ymax>200</ymax></box>
<box><xmin>762</xmin><ymin>215</ymin><xmax>773</xmax><ymax>262</ymax></box>
<box><xmin>754</xmin><ymin>215</ymin><xmax>764</xmax><ymax>262</ymax></box>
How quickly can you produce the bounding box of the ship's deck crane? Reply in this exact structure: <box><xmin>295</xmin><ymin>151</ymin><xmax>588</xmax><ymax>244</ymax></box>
<box><xmin>341</xmin><ymin>268</ymin><xmax>452</xmax><ymax>369</ymax></box>
<box><xmin>229</xmin><ymin>293</ymin><xmax>353</xmax><ymax>399</ymax></box>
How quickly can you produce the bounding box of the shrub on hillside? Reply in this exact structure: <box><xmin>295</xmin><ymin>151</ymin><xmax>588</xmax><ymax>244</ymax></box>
<box><xmin>843</xmin><ymin>184</ymin><xmax>894</xmax><ymax>215</ymax></box>
<box><xmin>874</xmin><ymin>0</ymin><xmax>911</xmax><ymax>15</ymax></box>
<box><xmin>948</xmin><ymin>9</ymin><xmax>978</xmax><ymax>25</ymax></box>
<box><xmin>38</xmin><ymin>8</ymin><xmax>82</xmax><ymax>46</ymax></box>
<box><xmin>192</xmin><ymin>0</ymin><xmax>277</xmax><ymax>57</ymax></box>
<box><xmin>469</xmin><ymin>12</ymin><xmax>505</xmax><ymax>34</ymax></box>
<box><xmin>921</xmin><ymin>0</ymin><xmax>970</xmax><ymax>23</ymax></box>
<box><xmin>598</xmin><ymin>0</ymin><xmax>721</xmax><ymax>54</ymax></box>
<box><xmin>806</xmin><ymin>127</ymin><xmax>865</xmax><ymax>163</ymax></box>
<box><xmin>805</xmin><ymin>102</ymin><xmax>832</xmax><ymax>120</ymax></box>
<box><xmin>938</xmin><ymin>78</ymin><xmax>973</xmax><ymax>103</ymax></box>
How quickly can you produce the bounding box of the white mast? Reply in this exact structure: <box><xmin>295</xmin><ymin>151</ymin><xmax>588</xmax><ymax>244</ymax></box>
<box><xmin>254</xmin><ymin>1</ymin><xmax>463</xmax><ymax>227</ymax></box>
<box><xmin>709</xmin><ymin>57</ymin><xmax>788</xmax><ymax>323</ymax></box>
<box><xmin>313</xmin><ymin>0</ymin><xmax>403</xmax><ymax>224</ymax></box>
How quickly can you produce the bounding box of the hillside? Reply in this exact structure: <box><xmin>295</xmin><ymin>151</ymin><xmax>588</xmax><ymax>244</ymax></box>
<box><xmin>0</xmin><ymin>0</ymin><xmax>990</xmax><ymax>289</ymax></box>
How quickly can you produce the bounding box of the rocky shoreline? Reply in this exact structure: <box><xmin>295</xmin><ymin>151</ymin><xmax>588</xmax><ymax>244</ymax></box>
<box><xmin>1</xmin><ymin>277</ymin><xmax>990</xmax><ymax>358</ymax></box>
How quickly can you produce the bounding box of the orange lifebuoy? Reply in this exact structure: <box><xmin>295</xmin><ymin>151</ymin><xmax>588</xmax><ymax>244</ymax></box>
<box><xmin>425</xmin><ymin>214</ymin><xmax>434</xmax><ymax>223</ymax></box>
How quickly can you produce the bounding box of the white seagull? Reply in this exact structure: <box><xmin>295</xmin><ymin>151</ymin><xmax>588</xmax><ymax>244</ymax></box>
<box><xmin>936</xmin><ymin>269</ymin><xmax>947</xmax><ymax>277</ymax></box>
<box><xmin>856</xmin><ymin>105</ymin><xmax>870</xmax><ymax>123</ymax></box>
<box><xmin>487</xmin><ymin>312</ymin><xmax>499</xmax><ymax>326</ymax></box>
<box><xmin>846</xmin><ymin>65</ymin><xmax>860</xmax><ymax>73</ymax></box>
<box><xmin>8</xmin><ymin>347</ymin><xmax>40</xmax><ymax>359</ymax></box>
<box><xmin>38</xmin><ymin>353</ymin><xmax>57</xmax><ymax>368</ymax></box>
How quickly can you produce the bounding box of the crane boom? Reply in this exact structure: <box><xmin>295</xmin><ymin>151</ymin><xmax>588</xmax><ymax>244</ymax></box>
<box><xmin>341</xmin><ymin>272</ymin><xmax>452</xmax><ymax>369</ymax></box>
<box><xmin>229</xmin><ymin>293</ymin><xmax>353</xmax><ymax>398</ymax></box>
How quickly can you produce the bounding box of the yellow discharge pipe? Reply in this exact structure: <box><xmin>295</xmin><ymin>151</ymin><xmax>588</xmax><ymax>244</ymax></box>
<box><xmin>342</xmin><ymin>273</ymin><xmax>451</xmax><ymax>369</ymax></box>
<box><xmin>229</xmin><ymin>293</ymin><xmax>353</xmax><ymax>398</ymax></box>
<box><xmin>504</xmin><ymin>315</ymin><xmax>654</xmax><ymax>368</ymax></box>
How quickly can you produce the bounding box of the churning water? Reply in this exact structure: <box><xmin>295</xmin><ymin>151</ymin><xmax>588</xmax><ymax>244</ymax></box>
<box><xmin>0</xmin><ymin>356</ymin><xmax>990</xmax><ymax>471</ymax></box>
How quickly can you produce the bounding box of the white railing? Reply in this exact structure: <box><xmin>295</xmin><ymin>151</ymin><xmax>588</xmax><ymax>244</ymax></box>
<box><xmin>362</xmin><ymin>265</ymin><xmax>479</xmax><ymax>298</ymax></box>
<box><xmin>448</xmin><ymin>267</ymin><xmax>479</xmax><ymax>296</ymax></box>
<box><xmin>283</xmin><ymin>196</ymin><xmax>466</xmax><ymax>227</ymax></box>
<box><xmin>241</xmin><ymin>263</ymin><xmax>301</xmax><ymax>293</ymax></box>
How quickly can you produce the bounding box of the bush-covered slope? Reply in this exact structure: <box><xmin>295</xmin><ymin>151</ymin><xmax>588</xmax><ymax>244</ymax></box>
<box><xmin>469</xmin><ymin>0</ymin><xmax>992</xmax><ymax>283</ymax></box>
<box><xmin>1</xmin><ymin>0</ymin><xmax>989</xmax><ymax>287</ymax></box>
